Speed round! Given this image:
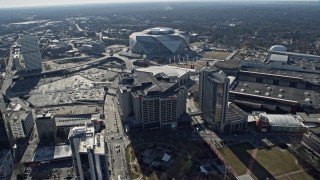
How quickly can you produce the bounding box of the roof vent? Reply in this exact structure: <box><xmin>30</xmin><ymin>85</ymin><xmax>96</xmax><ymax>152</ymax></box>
<box><xmin>265</xmin><ymin>92</ymin><xmax>270</xmax><ymax>96</ymax></box>
<box><xmin>244</xmin><ymin>84</ymin><xmax>248</xmax><ymax>87</ymax></box>
<box><xmin>240</xmin><ymin>89</ymin><xmax>245</xmax><ymax>92</ymax></box>
<box><xmin>278</xmin><ymin>94</ymin><xmax>283</xmax><ymax>98</ymax></box>
<box><xmin>254</xmin><ymin>90</ymin><xmax>260</xmax><ymax>94</ymax></box>
<box><xmin>304</xmin><ymin>92</ymin><xmax>310</xmax><ymax>96</ymax></box>
<box><xmin>267</xmin><ymin>87</ymin><xmax>272</xmax><ymax>91</ymax></box>
<box><xmin>279</xmin><ymin>89</ymin><xmax>284</xmax><ymax>92</ymax></box>
<box><xmin>264</xmin><ymin>84</ymin><xmax>268</xmax><ymax>87</ymax></box>
<box><xmin>305</xmin><ymin>98</ymin><xmax>311</xmax><ymax>102</ymax></box>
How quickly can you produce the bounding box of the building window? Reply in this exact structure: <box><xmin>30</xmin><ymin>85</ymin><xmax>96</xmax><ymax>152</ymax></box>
<box><xmin>256</xmin><ymin>77</ymin><xmax>263</xmax><ymax>83</ymax></box>
<box><xmin>289</xmin><ymin>82</ymin><xmax>297</xmax><ymax>88</ymax></box>
<box><xmin>273</xmin><ymin>80</ymin><xmax>279</xmax><ymax>85</ymax></box>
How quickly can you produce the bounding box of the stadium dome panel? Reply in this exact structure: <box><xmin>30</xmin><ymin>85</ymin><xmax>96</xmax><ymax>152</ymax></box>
<box><xmin>129</xmin><ymin>27</ymin><xmax>190</xmax><ymax>59</ymax></box>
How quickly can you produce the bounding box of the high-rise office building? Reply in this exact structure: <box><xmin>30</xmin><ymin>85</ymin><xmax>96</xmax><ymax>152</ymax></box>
<box><xmin>199</xmin><ymin>69</ymin><xmax>229</xmax><ymax>133</ymax></box>
<box><xmin>0</xmin><ymin>149</ymin><xmax>14</xmax><ymax>179</ymax></box>
<box><xmin>20</xmin><ymin>35</ymin><xmax>42</xmax><ymax>71</ymax></box>
<box><xmin>0</xmin><ymin>93</ymin><xmax>13</xmax><ymax>151</ymax></box>
<box><xmin>69</xmin><ymin>125</ymin><xmax>108</xmax><ymax>180</ymax></box>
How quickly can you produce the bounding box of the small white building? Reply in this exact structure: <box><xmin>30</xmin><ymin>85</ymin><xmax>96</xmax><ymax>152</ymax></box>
<box><xmin>250</xmin><ymin>111</ymin><xmax>303</xmax><ymax>133</ymax></box>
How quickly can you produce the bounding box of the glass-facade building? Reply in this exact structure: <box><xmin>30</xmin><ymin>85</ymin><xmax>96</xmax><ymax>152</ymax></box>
<box><xmin>199</xmin><ymin>69</ymin><xmax>229</xmax><ymax>132</ymax></box>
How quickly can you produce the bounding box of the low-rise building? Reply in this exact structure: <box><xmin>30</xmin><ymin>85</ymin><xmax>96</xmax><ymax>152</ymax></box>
<box><xmin>248</xmin><ymin>111</ymin><xmax>303</xmax><ymax>133</ymax></box>
<box><xmin>55</xmin><ymin>114</ymin><xmax>102</xmax><ymax>142</ymax></box>
<box><xmin>36</xmin><ymin>113</ymin><xmax>56</xmax><ymax>145</ymax></box>
<box><xmin>298</xmin><ymin>112</ymin><xmax>320</xmax><ymax>157</ymax></box>
<box><xmin>302</xmin><ymin>127</ymin><xmax>320</xmax><ymax>157</ymax></box>
<box><xmin>224</xmin><ymin>102</ymin><xmax>248</xmax><ymax>133</ymax></box>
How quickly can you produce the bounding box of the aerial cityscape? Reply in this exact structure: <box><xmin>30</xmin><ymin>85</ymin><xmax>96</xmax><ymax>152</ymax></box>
<box><xmin>0</xmin><ymin>1</ymin><xmax>320</xmax><ymax>180</ymax></box>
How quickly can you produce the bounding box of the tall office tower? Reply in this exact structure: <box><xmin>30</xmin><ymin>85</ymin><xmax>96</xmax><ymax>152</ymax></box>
<box><xmin>69</xmin><ymin>126</ymin><xmax>108</xmax><ymax>180</ymax></box>
<box><xmin>0</xmin><ymin>149</ymin><xmax>14</xmax><ymax>179</ymax></box>
<box><xmin>20</xmin><ymin>35</ymin><xmax>42</xmax><ymax>71</ymax></box>
<box><xmin>199</xmin><ymin>69</ymin><xmax>229</xmax><ymax>133</ymax></box>
<box><xmin>0</xmin><ymin>93</ymin><xmax>13</xmax><ymax>151</ymax></box>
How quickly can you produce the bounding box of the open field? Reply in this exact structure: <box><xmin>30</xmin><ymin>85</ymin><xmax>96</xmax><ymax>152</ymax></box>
<box><xmin>203</xmin><ymin>50</ymin><xmax>231</xmax><ymax>60</ymax></box>
<box><xmin>219</xmin><ymin>143</ymin><xmax>314</xmax><ymax>180</ymax></box>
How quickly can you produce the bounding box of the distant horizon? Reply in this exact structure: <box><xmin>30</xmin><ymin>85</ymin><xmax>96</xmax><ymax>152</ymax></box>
<box><xmin>0</xmin><ymin>0</ymin><xmax>318</xmax><ymax>9</ymax></box>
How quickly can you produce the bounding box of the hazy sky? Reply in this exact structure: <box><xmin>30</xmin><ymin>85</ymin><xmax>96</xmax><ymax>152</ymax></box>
<box><xmin>0</xmin><ymin>0</ymin><xmax>318</xmax><ymax>8</ymax></box>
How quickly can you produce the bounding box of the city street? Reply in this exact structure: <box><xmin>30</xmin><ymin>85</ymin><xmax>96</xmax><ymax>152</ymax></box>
<box><xmin>104</xmin><ymin>78</ymin><xmax>129</xmax><ymax>180</ymax></box>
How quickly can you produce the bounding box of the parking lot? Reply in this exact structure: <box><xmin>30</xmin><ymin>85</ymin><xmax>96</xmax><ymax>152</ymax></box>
<box><xmin>20</xmin><ymin>74</ymin><xmax>106</xmax><ymax>107</ymax></box>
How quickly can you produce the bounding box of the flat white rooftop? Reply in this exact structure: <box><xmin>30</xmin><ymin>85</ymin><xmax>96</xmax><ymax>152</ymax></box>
<box><xmin>269</xmin><ymin>54</ymin><xmax>288</xmax><ymax>62</ymax></box>
<box><xmin>250</xmin><ymin>111</ymin><xmax>301</xmax><ymax>127</ymax></box>
<box><xmin>32</xmin><ymin>145</ymin><xmax>72</xmax><ymax>162</ymax></box>
<box><xmin>136</xmin><ymin>65</ymin><xmax>195</xmax><ymax>79</ymax></box>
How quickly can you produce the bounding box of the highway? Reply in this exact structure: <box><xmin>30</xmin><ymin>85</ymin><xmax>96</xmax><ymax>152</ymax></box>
<box><xmin>14</xmin><ymin>53</ymin><xmax>133</xmax><ymax>79</ymax></box>
<box><xmin>44</xmin><ymin>56</ymin><xmax>89</xmax><ymax>62</ymax></box>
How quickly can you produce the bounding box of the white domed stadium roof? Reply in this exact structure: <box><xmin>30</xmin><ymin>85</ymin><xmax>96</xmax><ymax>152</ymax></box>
<box><xmin>146</xmin><ymin>27</ymin><xmax>174</xmax><ymax>35</ymax></box>
<box><xmin>269</xmin><ymin>45</ymin><xmax>287</xmax><ymax>52</ymax></box>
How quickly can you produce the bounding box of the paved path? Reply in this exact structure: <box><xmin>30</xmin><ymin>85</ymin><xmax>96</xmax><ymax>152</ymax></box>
<box><xmin>274</xmin><ymin>169</ymin><xmax>307</xmax><ymax>179</ymax></box>
<box><xmin>246</xmin><ymin>148</ymin><xmax>258</xmax><ymax>175</ymax></box>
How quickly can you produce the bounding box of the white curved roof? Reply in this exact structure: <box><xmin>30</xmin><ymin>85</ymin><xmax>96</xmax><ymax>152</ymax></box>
<box><xmin>267</xmin><ymin>114</ymin><xmax>301</xmax><ymax>127</ymax></box>
<box><xmin>147</xmin><ymin>27</ymin><xmax>174</xmax><ymax>35</ymax></box>
<box><xmin>269</xmin><ymin>45</ymin><xmax>287</xmax><ymax>52</ymax></box>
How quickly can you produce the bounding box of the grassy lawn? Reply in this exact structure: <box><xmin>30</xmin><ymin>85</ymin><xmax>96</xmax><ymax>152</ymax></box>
<box><xmin>277</xmin><ymin>171</ymin><xmax>314</xmax><ymax>180</ymax></box>
<box><xmin>220</xmin><ymin>143</ymin><xmax>314</xmax><ymax>180</ymax></box>
<box><xmin>203</xmin><ymin>50</ymin><xmax>231</xmax><ymax>60</ymax></box>
<box><xmin>288</xmin><ymin>171</ymin><xmax>314</xmax><ymax>180</ymax></box>
<box><xmin>219</xmin><ymin>143</ymin><xmax>253</xmax><ymax>176</ymax></box>
<box><xmin>255</xmin><ymin>147</ymin><xmax>300</xmax><ymax>176</ymax></box>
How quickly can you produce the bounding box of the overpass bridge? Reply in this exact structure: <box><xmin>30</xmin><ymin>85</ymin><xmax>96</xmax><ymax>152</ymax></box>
<box><xmin>13</xmin><ymin>54</ymin><xmax>133</xmax><ymax>80</ymax></box>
